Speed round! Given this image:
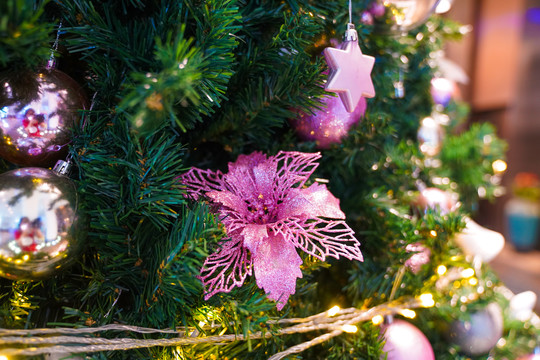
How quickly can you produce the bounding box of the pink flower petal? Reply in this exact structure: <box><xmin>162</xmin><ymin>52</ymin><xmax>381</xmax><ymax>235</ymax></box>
<box><xmin>217</xmin><ymin>211</ymin><xmax>249</xmax><ymax>234</ymax></box>
<box><xmin>199</xmin><ymin>237</ymin><xmax>252</xmax><ymax>300</ymax></box>
<box><xmin>224</xmin><ymin>152</ymin><xmax>269</xmax><ymax>200</ymax></box>
<box><xmin>270</xmin><ymin>216</ymin><xmax>363</xmax><ymax>262</ymax></box>
<box><xmin>224</xmin><ymin>165</ymin><xmax>257</xmax><ymax>199</ymax></box>
<box><xmin>278</xmin><ymin>183</ymin><xmax>345</xmax><ymax>220</ymax></box>
<box><xmin>229</xmin><ymin>152</ymin><xmax>267</xmax><ymax>172</ymax></box>
<box><xmin>276</xmin><ymin>188</ymin><xmax>311</xmax><ymax>220</ymax></box>
<box><xmin>252</xmin><ymin>234</ymin><xmax>303</xmax><ymax>310</ymax></box>
<box><xmin>178</xmin><ymin>167</ymin><xmax>226</xmax><ymax>200</ymax></box>
<box><xmin>300</xmin><ymin>183</ymin><xmax>345</xmax><ymax>219</ymax></box>
<box><xmin>274</xmin><ymin>151</ymin><xmax>321</xmax><ymax>197</ymax></box>
<box><xmin>207</xmin><ymin>190</ymin><xmax>248</xmax><ymax>216</ymax></box>
<box><xmin>253</xmin><ymin>158</ymin><xmax>278</xmax><ymax>196</ymax></box>
<box><xmin>241</xmin><ymin>224</ymin><xmax>269</xmax><ymax>253</ymax></box>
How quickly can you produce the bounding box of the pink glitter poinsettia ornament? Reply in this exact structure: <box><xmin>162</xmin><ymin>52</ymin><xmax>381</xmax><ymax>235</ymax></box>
<box><xmin>404</xmin><ymin>242</ymin><xmax>431</xmax><ymax>274</ymax></box>
<box><xmin>179</xmin><ymin>151</ymin><xmax>363</xmax><ymax>310</ymax></box>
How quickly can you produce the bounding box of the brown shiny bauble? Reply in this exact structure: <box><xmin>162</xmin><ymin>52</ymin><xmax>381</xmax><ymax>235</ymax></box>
<box><xmin>0</xmin><ymin>68</ymin><xmax>87</xmax><ymax>166</ymax></box>
<box><xmin>0</xmin><ymin>167</ymin><xmax>86</xmax><ymax>280</ymax></box>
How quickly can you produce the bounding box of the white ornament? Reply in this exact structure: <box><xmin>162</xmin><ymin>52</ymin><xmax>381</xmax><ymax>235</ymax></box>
<box><xmin>509</xmin><ymin>291</ymin><xmax>537</xmax><ymax>322</ymax></box>
<box><xmin>453</xmin><ymin>217</ymin><xmax>505</xmax><ymax>262</ymax></box>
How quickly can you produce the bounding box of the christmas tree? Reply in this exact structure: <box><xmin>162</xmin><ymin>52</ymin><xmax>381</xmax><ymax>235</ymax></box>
<box><xmin>0</xmin><ymin>0</ymin><xmax>538</xmax><ymax>359</ymax></box>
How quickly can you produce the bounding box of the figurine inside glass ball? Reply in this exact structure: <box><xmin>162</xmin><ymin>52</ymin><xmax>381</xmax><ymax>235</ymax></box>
<box><xmin>0</xmin><ymin>68</ymin><xmax>87</xmax><ymax>166</ymax></box>
<box><xmin>0</xmin><ymin>167</ymin><xmax>86</xmax><ymax>280</ymax></box>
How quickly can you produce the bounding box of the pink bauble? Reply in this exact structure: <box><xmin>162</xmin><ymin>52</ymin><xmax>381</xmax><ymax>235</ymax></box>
<box><xmin>382</xmin><ymin>319</ymin><xmax>435</xmax><ymax>360</ymax></box>
<box><xmin>291</xmin><ymin>95</ymin><xmax>366</xmax><ymax>149</ymax></box>
<box><xmin>448</xmin><ymin>303</ymin><xmax>503</xmax><ymax>356</ymax></box>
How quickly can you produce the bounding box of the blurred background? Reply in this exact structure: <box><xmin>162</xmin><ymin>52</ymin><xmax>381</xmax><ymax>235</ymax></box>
<box><xmin>444</xmin><ymin>0</ymin><xmax>540</xmax><ymax>312</ymax></box>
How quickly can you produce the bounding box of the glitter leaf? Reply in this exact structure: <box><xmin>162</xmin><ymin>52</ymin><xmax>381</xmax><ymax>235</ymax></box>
<box><xmin>199</xmin><ymin>236</ymin><xmax>252</xmax><ymax>300</ymax></box>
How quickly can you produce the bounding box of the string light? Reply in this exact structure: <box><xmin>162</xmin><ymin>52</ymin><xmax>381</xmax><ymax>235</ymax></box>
<box><xmin>340</xmin><ymin>325</ymin><xmax>358</xmax><ymax>333</ymax></box>
<box><xmin>327</xmin><ymin>306</ymin><xmax>340</xmax><ymax>317</ymax></box>
<box><xmin>399</xmin><ymin>309</ymin><xmax>416</xmax><ymax>319</ymax></box>
<box><xmin>371</xmin><ymin>315</ymin><xmax>384</xmax><ymax>325</ymax></box>
<box><xmin>437</xmin><ymin>265</ymin><xmax>447</xmax><ymax>275</ymax></box>
<box><xmin>0</xmin><ymin>295</ymin><xmax>443</xmax><ymax>358</ymax></box>
<box><xmin>492</xmin><ymin>159</ymin><xmax>507</xmax><ymax>174</ymax></box>
<box><xmin>461</xmin><ymin>268</ymin><xmax>475</xmax><ymax>278</ymax></box>
<box><xmin>419</xmin><ymin>293</ymin><xmax>435</xmax><ymax>307</ymax></box>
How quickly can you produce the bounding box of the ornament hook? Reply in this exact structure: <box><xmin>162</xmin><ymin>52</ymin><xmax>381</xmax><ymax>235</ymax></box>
<box><xmin>47</xmin><ymin>20</ymin><xmax>63</xmax><ymax>70</ymax></box>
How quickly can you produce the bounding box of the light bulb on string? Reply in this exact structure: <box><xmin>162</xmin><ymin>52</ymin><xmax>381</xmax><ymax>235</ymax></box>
<box><xmin>328</xmin><ymin>305</ymin><xmax>340</xmax><ymax>317</ymax></box>
<box><xmin>341</xmin><ymin>324</ymin><xmax>358</xmax><ymax>333</ymax></box>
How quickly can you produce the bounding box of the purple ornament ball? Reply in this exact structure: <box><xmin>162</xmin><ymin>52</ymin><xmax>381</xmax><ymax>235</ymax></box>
<box><xmin>290</xmin><ymin>95</ymin><xmax>366</xmax><ymax>149</ymax></box>
<box><xmin>381</xmin><ymin>319</ymin><xmax>435</xmax><ymax>360</ymax></box>
<box><xmin>431</xmin><ymin>77</ymin><xmax>456</xmax><ymax>106</ymax></box>
<box><xmin>369</xmin><ymin>2</ymin><xmax>386</xmax><ymax>18</ymax></box>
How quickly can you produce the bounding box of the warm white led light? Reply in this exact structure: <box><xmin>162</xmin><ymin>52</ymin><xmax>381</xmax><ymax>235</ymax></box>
<box><xmin>341</xmin><ymin>324</ymin><xmax>358</xmax><ymax>333</ymax></box>
<box><xmin>328</xmin><ymin>305</ymin><xmax>340</xmax><ymax>317</ymax></box>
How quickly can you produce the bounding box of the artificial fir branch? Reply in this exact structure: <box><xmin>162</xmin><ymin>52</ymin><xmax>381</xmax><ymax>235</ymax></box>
<box><xmin>0</xmin><ymin>0</ymin><xmax>52</xmax><ymax>69</ymax></box>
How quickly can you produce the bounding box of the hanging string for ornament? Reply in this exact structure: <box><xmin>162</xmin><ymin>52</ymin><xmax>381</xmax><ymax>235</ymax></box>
<box><xmin>393</xmin><ymin>57</ymin><xmax>407</xmax><ymax>99</ymax></box>
<box><xmin>323</xmin><ymin>0</ymin><xmax>375</xmax><ymax>113</ymax></box>
<box><xmin>47</xmin><ymin>20</ymin><xmax>63</xmax><ymax>70</ymax></box>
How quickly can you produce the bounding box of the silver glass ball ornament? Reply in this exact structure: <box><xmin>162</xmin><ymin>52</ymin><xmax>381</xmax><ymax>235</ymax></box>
<box><xmin>448</xmin><ymin>302</ymin><xmax>503</xmax><ymax>356</ymax></box>
<box><xmin>0</xmin><ymin>68</ymin><xmax>87</xmax><ymax>166</ymax></box>
<box><xmin>0</xmin><ymin>166</ymin><xmax>86</xmax><ymax>280</ymax></box>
